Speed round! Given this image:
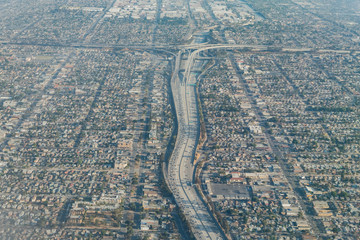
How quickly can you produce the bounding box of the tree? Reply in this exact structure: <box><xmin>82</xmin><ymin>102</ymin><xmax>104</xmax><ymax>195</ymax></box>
<box><xmin>37</xmin><ymin>216</ymin><xmax>47</xmax><ymax>227</ymax></box>
<box><xmin>129</xmin><ymin>202</ymin><xmax>136</xmax><ymax>211</ymax></box>
<box><xmin>142</xmin><ymin>234</ymin><xmax>150</xmax><ymax>240</ymax></box>
<box><xmin>113</xmin><ymin>207</ymin><xmax>122</xmax><ymax>223</ymax></box>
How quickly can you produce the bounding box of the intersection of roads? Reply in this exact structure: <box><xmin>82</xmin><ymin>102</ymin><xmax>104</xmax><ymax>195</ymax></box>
<box><xmin>165</xmin><ymin>36</ymin><xmax>225</xmax><ymax>239</ymax></box>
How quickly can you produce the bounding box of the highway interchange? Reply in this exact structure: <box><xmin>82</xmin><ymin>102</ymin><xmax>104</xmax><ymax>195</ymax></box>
<box><xmin>2</xmin><ymin>36</ymin><xmax>358</xmax><ymax>240</ymax></box>
<box><xmin>166</xmin><ymin>37</ymin><xmax>224</xmax><ymax>239</ymax></box>
<box><xmin>162</xmin><ymin>38</ymin><xmax>360</xmax><ymax>240</ymax></box>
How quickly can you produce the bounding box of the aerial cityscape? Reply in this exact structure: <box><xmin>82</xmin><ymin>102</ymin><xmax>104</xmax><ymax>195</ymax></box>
<box><xmin>0</xmin><ymin>0</ymin><xmax>359</xmax><ymax>239</ymax></box>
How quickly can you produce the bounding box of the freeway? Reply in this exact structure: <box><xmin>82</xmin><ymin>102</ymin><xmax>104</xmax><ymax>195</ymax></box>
<box><xmin>2</xmin><ymin>40</ymin><xmax>359</xmax><ymax>55</ymax></box>
<box><xmin>165</xmin><ymin>38</ymin><xmax>360</xmax><ymax>240</ymax></box>
<box><xmin>149</xmin><ymin>35</ymin><xmax>360</xmax><ymax>239</ymax></box>
<box><xmin>167</xmin><ymin>36</ymin><xmax>225</xmax><ymax>239</ymax></box>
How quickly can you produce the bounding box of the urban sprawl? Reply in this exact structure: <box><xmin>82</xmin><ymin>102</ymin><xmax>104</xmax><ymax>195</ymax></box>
<box><xmin>0</xmin><ymin>0</ymin><xmax>359</xmax><ymax>239</ymax></box>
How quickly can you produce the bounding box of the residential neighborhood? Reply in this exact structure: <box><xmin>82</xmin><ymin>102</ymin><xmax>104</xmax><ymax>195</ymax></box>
<box><xmin>0</xmin><ymin>0</ymin><xmax>359</xmax><ymax>239</ymax></box>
